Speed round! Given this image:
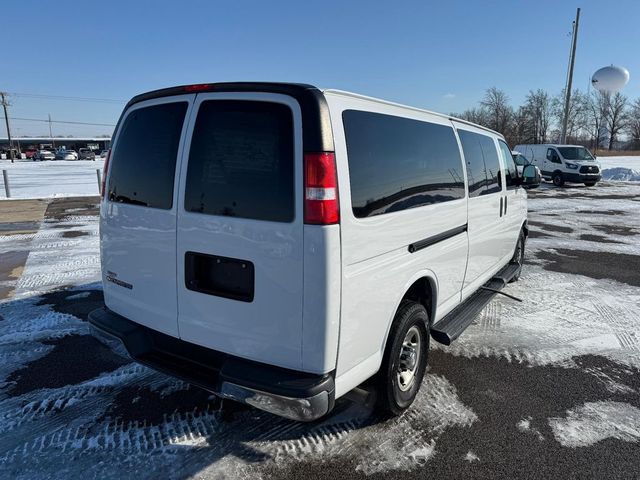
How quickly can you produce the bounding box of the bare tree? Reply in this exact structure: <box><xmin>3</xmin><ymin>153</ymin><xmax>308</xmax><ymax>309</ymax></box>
<box><xmin>454</xmin><ymin>107</ymin><xmax>489</xmax><ymax>126</ymax></box>
<box><xmin>522</xmin><ymin>89</ymin><xmax>552</xmax><ymax>143</ymax></box>
<box><xmin>552</xmin><ymin>89</ymin><xmax>589</xmax><ymax>143</ymax></box>
<box><xmin>626</xmin><ymin>98</ymin><xmax>640</xmax><ymax>150</ymax></box>
<box><xmin>605</xmin><ymin>92</ymin><xmax>629</xmax><ymax>150</ymax></box>
<box><xmin>585</xmin><ymin>90</ymin><xmax>610</xmax><ymax>150</ymax></box>
<box><xmin>480</xmin><ymin>87</ymin><xmax>513</xmax><ymax>135</ymax></box>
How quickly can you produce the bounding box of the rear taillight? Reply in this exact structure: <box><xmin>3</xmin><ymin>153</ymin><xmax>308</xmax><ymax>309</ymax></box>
<box><xmin>101</xmin><ymin>149</ymin><xmax>111</xmax><ymax>199</ymax></box>
<box><xmin>304</xmin><ymin>152</ymin><xmax>339</xmax><ymax>225</ymax></box>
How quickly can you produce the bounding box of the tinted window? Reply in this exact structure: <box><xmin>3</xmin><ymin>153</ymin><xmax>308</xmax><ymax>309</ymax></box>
<box><xmin>458</xmin><ymin>130</ymin><xmax>486</xmax><ymax>197</ymax></box>
<box><xmin>458</xmin><ymin>130</ymin><xmax>502</xmax><ymax>197</ymax></box>
<box><xmin>184</xmin><ymin>100</ymin><xmax>294</xmax><ymax>222</ymax></box>
<box><xmin>547</xmin><ymin>148</ymin><xmax>561</xmax><ymax>163</ymax></box>
<box><xmin>108</xmin><ymin>102</ymin><xmax>187</xmax><ymax>209</ymax></box>
<box><xmin>499</xmin><ymin>140</ymin><xmax>518</xmax><ymax>189</ymax></box>
<box><xmin>480</xmin><ymin>136</ymin><xmax>502</xmax><ymax>194</ymax></box>
<box><xmin>557</xmin><ymin>146</ymin><xmax>594</xmax><ymax>160</ymax></box>
<box><xmin>343</xmin><ymin>110</ymin><xmax>464</xmax><ymax>218</ymax></box>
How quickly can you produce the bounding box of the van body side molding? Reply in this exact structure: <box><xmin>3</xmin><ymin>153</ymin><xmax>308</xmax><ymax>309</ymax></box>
<box><xmin>408</xmin><ymin>224</ymin><xmax>468</xmax><ymax>253</ymax></box>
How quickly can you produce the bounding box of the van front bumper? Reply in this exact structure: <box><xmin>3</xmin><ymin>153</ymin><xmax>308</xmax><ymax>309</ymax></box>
<box><xmin>564</xmin><ymin>172</ymin><xmax>602</xmax><ymax>183</ymax></box>
<box><xmin>88</xmin><ymin>307</ymin><xmax>334</xmax><ymax>422</ymax></box>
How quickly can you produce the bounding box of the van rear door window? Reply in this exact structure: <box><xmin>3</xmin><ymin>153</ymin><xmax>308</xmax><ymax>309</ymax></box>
<box><xmin>184</xmin><ymin>100</ymin><xmax>294</xmax><ymax>222</ymax></box>
<box><xmin>343</xmin><ymin>110</ymin><xmax>465</xmax><ymax>218</ymax></box>
<box><xmin>107</xmin><ymin>102</ymin><xmax>188</xmax><ymax>209</ymax></box>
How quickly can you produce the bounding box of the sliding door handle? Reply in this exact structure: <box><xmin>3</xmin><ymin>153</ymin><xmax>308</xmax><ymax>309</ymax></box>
<box><xmin>499</xmin><ymin>197</ymin><xmax>503</xmax><ymax>217</ymax></box>
<box><xmin>504</xmin><ymin>196</ymin><xmax>508</xmax><ymax>214</ymax></box>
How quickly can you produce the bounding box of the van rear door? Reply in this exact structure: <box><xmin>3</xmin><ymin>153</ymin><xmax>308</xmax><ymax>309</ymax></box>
<box><xmin>175</xmin><ymin>93</ymin><xmax>305</xmax><ymax>371</ymax></box>
<box><xmin>101</xmin><ymin>95</ymin><xmax>194</xmax><ymax>336</ymax></box>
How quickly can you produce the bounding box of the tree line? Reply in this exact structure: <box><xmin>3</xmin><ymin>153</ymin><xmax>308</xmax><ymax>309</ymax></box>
<box><xmin>453</xmin><ymin>87</ymin><xmax>640</xmax><ymax>151</ymax></box>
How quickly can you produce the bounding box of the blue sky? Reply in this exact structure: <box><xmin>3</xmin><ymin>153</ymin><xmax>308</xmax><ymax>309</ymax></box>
<box><xmin>3</xmin><ymin>0</ymin><xmax>639</xmax><ymax>136</ymax></box>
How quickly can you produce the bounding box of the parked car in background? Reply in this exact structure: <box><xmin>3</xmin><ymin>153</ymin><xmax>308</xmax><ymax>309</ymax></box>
<box><xmin>512</xmin><ymin>151</ymin><xmax>541</xmax><ymax>188</ymax></box>
<box><xmin>513</xmin><ymin>144</ymin><xmax>601</xmax><ymax>187</ymax></box>
<box><xmin>89</xmin><ymin>82</ymin><xmax>540</xmax><ymax>422</ymax></box>
<box><xmin>79</xmin><ymin>148</ymin><xmax>96</xmax><ymax>160</ymax></box>
<box><xmin>24</xmin><ymin>148</ymin><xmax>38</xmax><ymax>159</ymax></box>
<box><xmin>55</xmin><ymin>149</ymin><xmax>79</xmax><ymax>160</ymax></box>
<box><xmin>33</xmin><ymin>150</ymin><xmax>56</xmax><ymax>161</ymax></box>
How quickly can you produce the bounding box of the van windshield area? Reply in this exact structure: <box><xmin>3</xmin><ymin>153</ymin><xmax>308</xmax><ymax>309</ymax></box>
<box><xmin>557</xmin><ymin>147</ymin><xmax>594</xmax><ymax>161</ymax></box>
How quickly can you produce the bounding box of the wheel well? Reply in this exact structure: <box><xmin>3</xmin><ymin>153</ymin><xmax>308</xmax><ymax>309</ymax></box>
<box><xmin>402</xmin><ymin>277</ymin><xmax>436</xmax><ymax>326</ymax></box>
<box><xmin>553</xmin><ymin>170</ymin><xmax>563</xmax><ymax>176</ymax></box>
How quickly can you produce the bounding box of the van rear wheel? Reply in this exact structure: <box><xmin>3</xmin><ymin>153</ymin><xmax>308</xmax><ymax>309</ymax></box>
<box><xmin>377</xmin><ymin>301</ymin><xmax>429</xmax><ymax>416</ymax></box>
<box><xmin>552</xmin><ymin>172</ymin><xmax>564</xmax><ymax>187</ymax></box>
<box><xmin>584</xmin><ymin>182</ymin><xmax>596</xmax><ymax>187</ymax></box>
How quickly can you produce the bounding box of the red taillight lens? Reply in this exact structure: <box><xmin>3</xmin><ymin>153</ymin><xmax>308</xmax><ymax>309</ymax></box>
<box><xmin>101</xmin><ymin>149</ymin><xmax>111</xmax><ymax>199</ymax></box>
<box><xmin>304</xmin><ymin>152</ymin><xmax>339</xmax><ymax>225</ymax></box>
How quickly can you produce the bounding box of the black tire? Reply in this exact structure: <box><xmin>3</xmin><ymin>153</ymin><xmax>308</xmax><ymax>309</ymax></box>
<box><xmin>584</xmin><ymin>182</ymin><xmax>596</xmax><ymax>187</ymax></box>
<box><xmin>377</xmin><ymin>301</ymin><xmax>429</xmax><ymax>416</ymax></box>
<box><xmin>509</xmin><ymin>230</ymin><xmax>526</xmax><ymax>283</ymax></box>
<box><xmin>552</xmin><ymin>172</ymin><xmax>564</xmax><ymax>187</ymax></box>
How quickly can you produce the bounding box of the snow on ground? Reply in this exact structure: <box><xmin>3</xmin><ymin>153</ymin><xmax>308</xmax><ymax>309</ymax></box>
<box><xmin>597</xmin><ymin>156</ymin><xmax>640</xmax><ymax>171</ymax></box>
<box><xmin>0</xmin><ymin>159</ymin><xmax>104</xmax><ymax>199</ymax></box>
<box><xmin>598</xmin><ymin>156</ymin><xmax>640</xmax><ymax>182</ymax></box>
<box><xmin>0</xmin><ymin>183</ymin><xmax>639</xmax><ymax>478</ymax></box>
<box><xmin>549</xmin><ymin>401</ymin><xmax>640</xmax><ymax>447</ymax></box>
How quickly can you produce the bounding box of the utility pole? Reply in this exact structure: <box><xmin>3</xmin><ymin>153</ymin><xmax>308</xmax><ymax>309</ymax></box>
<box><xmin>1</xmin><ymin>92</ymin><xmax>15</xmax><ymax>163</ymax></box>
<box><xmin>48</xmin><ymin>113</ymin><xmax>56</xmax><ymax>150</ymax></box>
<box><xmin>561</xmin><ymin>7</ymin><xmax>580</xmax><ymax>144</ymax></box>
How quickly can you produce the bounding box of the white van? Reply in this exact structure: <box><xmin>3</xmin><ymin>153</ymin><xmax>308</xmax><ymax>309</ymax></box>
<box><xmin>513</xmin><ymin>143</ymin><xmax>601</xmax><ymax>187</ymax></box>
<box><xmin>89</xmin><ymin>83</ymin><xmax>539</xmax><ymax>421</ymax></box>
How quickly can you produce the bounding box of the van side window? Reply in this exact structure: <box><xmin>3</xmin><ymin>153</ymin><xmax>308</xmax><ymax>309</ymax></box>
<box><xmin>458</xmin><ymin>130</ymin><xmax>502</xmax><ymax>197</ymax></box>
<box><xmin>184</xmin><ymin>100</ymin><xmax>295</xmax><ymax>222</ymax></box>
<box><xmin>547</xmin><ymin>148</ymin><xmax>560</xmax><ymax>163</ymax></box>
<box><xmin>108</xmin><ymin>102</ymin><xmax>188</xmax><ymax>209</ymax></box>
<box><xmin>343</xmin><ymin>110</ymin><xmax>465</xmax><ymax>218</ymax></box>
<box><xmin>498</xmin><ymin>140</ymin><xmax>518</xmax><ymax>189</ymax></box>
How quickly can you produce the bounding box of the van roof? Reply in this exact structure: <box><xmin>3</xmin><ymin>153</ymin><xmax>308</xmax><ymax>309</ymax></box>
<box><xmin>123</xmin><ymin>82</ymin><xmax>502</xmax><ymax>146</ymax></box>
<box><xmin>323</xmin><ymin>89</ymin><xmax>503</xmax><ymax>137</ymax></box>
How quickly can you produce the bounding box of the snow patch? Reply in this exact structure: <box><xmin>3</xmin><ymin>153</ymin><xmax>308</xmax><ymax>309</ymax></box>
<box><xmin>517</xmin><ymin>416</ymin><xmax>544</xmax><ymax>440</ymax></box>
<box><xmin>601</xmin><ymin>167</ymin><xmax>640</xmax><ymax>182</ymax></box>
<box><xmin>549</xmin><ymin>401</ymin><xmax>640</xmax><ymax>447</ymax></box>
<box><xmin>0</xmin><ymin>159</ymin><xmax>104</xmax><ymax>200</ymax></box>
<box><xmin>464</xmin><ymin>450</ymin><xmax>480</xmax><ymax>462</ymax></box>
<box><xmin>355</xmin><ymin>374</ymin><xmax>477</xmax><ymax>474</ymax></box>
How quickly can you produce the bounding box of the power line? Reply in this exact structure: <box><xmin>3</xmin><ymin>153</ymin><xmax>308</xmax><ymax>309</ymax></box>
<box><xmin>9</xmin><ymin>92</ymin><xmax>125</xmax><ymax>104</ymax></box>
<box><xmin>9</xmin><ymin>116</ymin><xmax>116</xmax><ymax>127</ymax></box>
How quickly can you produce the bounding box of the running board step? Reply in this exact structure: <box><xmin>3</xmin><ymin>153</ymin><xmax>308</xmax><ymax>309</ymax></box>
<box><xmin>430</xmin><ymin>263</ymin><xmax>520</xmax><ymax>346</ymax></box>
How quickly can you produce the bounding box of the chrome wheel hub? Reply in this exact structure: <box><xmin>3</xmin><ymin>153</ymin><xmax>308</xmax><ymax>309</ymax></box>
<box><xmin>397</xmin><ymin>326</ymin><xmax>421</xmax><ymax>392</ymax></box>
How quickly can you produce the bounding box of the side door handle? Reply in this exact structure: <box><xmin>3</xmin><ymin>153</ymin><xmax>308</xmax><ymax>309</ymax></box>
<box><xmin>504</xmin><ymin>196</ymin><xmax>508</xmax><ymax>214</ymax></box>
<box><xmin>499</xmin><ymin>197</ymin><xmax>503</xmax><ymax>217</ymax></box>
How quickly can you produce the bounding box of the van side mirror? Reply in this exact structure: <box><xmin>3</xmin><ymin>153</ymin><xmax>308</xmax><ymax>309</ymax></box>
<box><xmin>521</xmin><ymin>164</ymin><xmax>541</xmax><ymax>189</ymax></box>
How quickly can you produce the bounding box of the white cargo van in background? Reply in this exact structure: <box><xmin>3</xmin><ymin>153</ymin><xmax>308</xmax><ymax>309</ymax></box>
<box><xmin>89</xmin><ymin>83</ymin><xmax>540</xmax><ymax>421</ymax></box>
<box><xmin>514</xmin><ymin>144</ymin><xmax>601</xmax><ymax>187</ymax></box>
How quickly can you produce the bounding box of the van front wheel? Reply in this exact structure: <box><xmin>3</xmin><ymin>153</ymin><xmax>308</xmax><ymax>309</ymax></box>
<box><xmin>377</xmin><ymin>301</ymin><xmax>429</xmax><ymax>416</ymax></box>
<box><xmin>553</xmin><ymin>172</ymin><xmax>564</xmax><ymax>187</ymax></box>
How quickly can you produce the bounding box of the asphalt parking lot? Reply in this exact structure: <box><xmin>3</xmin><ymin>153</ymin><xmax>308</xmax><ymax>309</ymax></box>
<box><xmin>1</xmin><ymin>183</ymin><xmax>639</xmax><ymax>479</ymax></box>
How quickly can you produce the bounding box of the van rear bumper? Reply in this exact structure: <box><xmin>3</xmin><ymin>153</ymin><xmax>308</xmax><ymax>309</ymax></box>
<box><xmin>88</xmin><ymin>307</ymin><xmax>335</xmax><ymax>422</ymax></box>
